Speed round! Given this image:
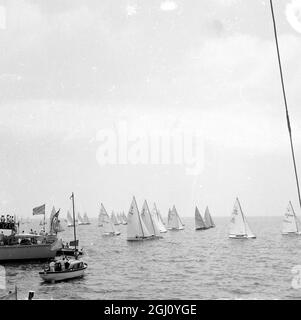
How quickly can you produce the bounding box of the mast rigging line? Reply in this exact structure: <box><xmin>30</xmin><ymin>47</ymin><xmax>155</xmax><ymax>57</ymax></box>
<box><xmin>269</xmin><ymin>0</ymin><xmax>301</xmax><ymax>209</ymax></box>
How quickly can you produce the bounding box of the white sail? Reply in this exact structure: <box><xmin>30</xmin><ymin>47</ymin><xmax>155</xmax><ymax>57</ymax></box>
<box><xmin>127</xmin><ymin>197</ymin><xmax>152</xmax><ymax>240</ymax></box>
<box><xmin>111</xmin><ymin>211</ymin><xmax>119</xmax><ymax>225</ymax></box>
<box><xmin>100</xmin><ymin>203</ymin><xmax>120</xmax><ymax>235</ymax></box>
<box><xmin>141</xmin><ymin>200</ymin><xmax>160</xmax><ymax>237</ymax></box>
<box><xmin>155</xmin><ymin>204</ymin><xmax>165</xmax><ymax>226</ymax></box>
<box><xmin>195</xmin><ymin>206</ymin><xmax>207</xmax><ymax>230</ymax></box>
<box><xmin>83</xmin><ymin>212</ymin><xmax>90</xmax><ymax>224</ymax></box>
<box><xmin>167</xmin><ymin>208</ymin><xmax>179</xmax><ymax>229</ymax></box>
<box><xmin>167</xmin><ymin>206</ymin><xmax>184</xmax><ymax>230</ymax></box>
<box><xmin>122</xmin><ymin>212</ymin><xmax>127</xmax><ymax>224</ymax></box>
<box><xmin>77</xmin><ymin>212</ymin><xmax>84</xmax><ymax>225</ymax></box>
<box><xmin>282</xmin><ymin>201</ymin><xmax>299</xmax><ymax>234</ymax></box>
<box><xmin>98</xmin><ymin>212</ymin><xmax>103</xmax><ymax>226</ymax></box>
<box><xmin>152</xmin><ymin>203</ymin><xmax>167</xmax><ymax>233</ymax></box>
<box><xmin>204</xmin><ymin>206</ymin><xmax>215</xmax><ymax>228</ymax></box>
<box><xmin>229</xmin><ymin>198</ymin><xmax>256</xmax><ymax>238</ymax></box>
<box><xmin>67</xmin><ymin>210</ymin><xmax>74</xmax><ymax>227</ymax></box>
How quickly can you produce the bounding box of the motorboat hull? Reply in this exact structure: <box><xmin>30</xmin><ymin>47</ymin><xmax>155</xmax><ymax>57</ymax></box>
<box><xmin>56</xmin><ymin>248</ymin><xmax>83</xmax><ymax>256</ymax></box>
<box><xmin>0</xmin><ymin>244</ymin><xmax>57</xmax><ymax>262</ymax></box>
<box><xmin>39</xmin><ymin>264</ymin><xmax>87</xmax><ymax>282</ymax></box>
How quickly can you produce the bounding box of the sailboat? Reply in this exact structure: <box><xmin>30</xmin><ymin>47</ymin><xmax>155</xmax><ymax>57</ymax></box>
<box><xmin>66</xmin><ymin>211</ymin><xmax>74</xmax><ymax>227</ymax></box>
<box><xmin>116</xmin><ymin>213</ymin><xmax>123</xmax><ymax>225</ymax></box>
<box><xmin>282</xmin><ymin>201</ymin><xmax>301</xmax><ymax>235</ymax></box>
<box><xmin>48</xmin><ymin>207</ymin><xmax>64</xmax><ymax>234</ymax></box>
<box><xmin>204</xmin><ymin>206</ymin><xmax>215</xmax><ymax>228</ymax></box>
<box><xmin>167</xmin><ymin>205</ymin><xmax>184</xmax><ymax>230</ymax></box>
<box><xmin>111</xmin><ymin>211</ymin><xmax>119</xmax><ymax>225</ymax></box>
<box><xmin>152</xmin><ymin>203</ymin><xmax>167</xmax><ymax>233</ymax></box>
<box><xmin>77</xmin><ymin>212</ymin><xmax>85</xmax><ymax>225</ymax></box>
<box><xmin>99</xmin><ymin>203</ymin><xmax>120</xmax><ymax>236</ymax></box>
<box><xmin>127</xmin><ymin>196</ymin><xmax>154</xmax><ymax>241</ymax></box>
<box><xmin>141</xmin><ymin>200</ymin><xmax>162</xmax><ymax>239</ymax></box>
<box><xmin>121</xmin><ymin>211</ymin><xmax>127</xmax><ymax>225</ymax></box>
<box><xmin>229</xmin><ymin>198</ymin><xmax>256</xmax><ymax>239</ymax></box>
<box><xmin>39</xmin><ymin>193</ymin><xmax>87</xmax><ymax>283</ymax></box>
<box><xmin>195</xmin><ymin>206</ymin><xmax>208</xmax><ymax>230</ymax></box>
<box><xmin>82</xmin><ymin>212</ymin><xmax>91</xmax><ymax>225</ymax></box>
<box><xmin>98</xmin><ymin>210</ymin><xmax>103</xmax><ymax>227</ymax></box>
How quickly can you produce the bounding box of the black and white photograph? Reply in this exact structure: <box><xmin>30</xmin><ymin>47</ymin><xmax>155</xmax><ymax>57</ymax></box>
<box><xmin>1</xmin><ymin>0</ymin><xmax>301</xmax><ymax>305</ymax></box>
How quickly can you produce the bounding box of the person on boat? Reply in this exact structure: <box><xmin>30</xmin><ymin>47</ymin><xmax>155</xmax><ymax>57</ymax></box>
<box><xmin>0</xmin><ymin>231</ymin><xmax>4</xmax><ymax>245</ymax></box>
<box><xmin>64</xmin><ymin>258</ymin><xmax>70</xmax><ymax>270</ymax></box>
<box><xmin>49</xmin><ymin>261</ymin><xmax>55</xmax><ymax>272</ymax></box>
<box><xmin>55</xmin><ymin>261</ymin><xmax>62</xmax><ymax>272</ymax></box>
<box><xmin>74</xmin><ymin>250</ymin><xmax>79</xmax><ymax>260</ymax></box>
<box><xmin>29</xmin><ymin>229</ymin><xmax>34</xmax><ymax>234</ymax></box>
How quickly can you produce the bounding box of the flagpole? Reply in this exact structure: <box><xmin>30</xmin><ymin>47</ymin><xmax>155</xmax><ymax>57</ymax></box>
<box><xmin>43</xmin><ymin>210</ymin><xmax>46</xmax><ymax>233</ymax></box>
<box><xmin>269</xmin><ymin>0</ymin><xmax>301</xmax><ymax>209</ymax></box>
<box><xmin>71</xmin><ymin>192</ymin><xmax>77</xmax><ymax>254</ymax></box>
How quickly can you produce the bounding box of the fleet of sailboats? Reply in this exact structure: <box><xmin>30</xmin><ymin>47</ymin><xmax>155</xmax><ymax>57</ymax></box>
<box><xmin>229</xmin><ymin>198</ymin><xmax>256</xmax><ymax>239</ymax></box>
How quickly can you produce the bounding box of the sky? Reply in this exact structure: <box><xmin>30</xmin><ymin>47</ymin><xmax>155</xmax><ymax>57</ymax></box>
<box><xmin>1</xmin><ymin>0</ymin><xmax>301</xmax><ymax>219</ymax></box>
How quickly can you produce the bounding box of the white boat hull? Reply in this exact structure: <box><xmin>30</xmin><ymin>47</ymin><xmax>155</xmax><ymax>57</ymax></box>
<box><xmin>282</xmin><ymin>231</ymin><xmax>301</xmax><ymax>235</ymax></box>
<box><xmin>229</xmin><ymin>234</ymin><xmax>256</xmax><ymax>239</ymax></box>
<box><xmin>102</xmin><ymin>232</ymin><xmax>121</xmax><ymax>236</ymax></box>
<box><xmin>0</xmin><ymin>244</ymin><xmax>57</xmax><ymax>262</ymax></box>
<box><xmin>39</xmin><ymin>264</ymin><xmax>87</xmax><ymax>282</ymax></box>
<box><xmin>127</xmin><ymin>235</ymin><xmax>157</xmax><ymax>241</ymax></box>
<box><xmin>167</xmin><ymin>227</ymin><xmax>184</xmax><ymax>230</ymax></box>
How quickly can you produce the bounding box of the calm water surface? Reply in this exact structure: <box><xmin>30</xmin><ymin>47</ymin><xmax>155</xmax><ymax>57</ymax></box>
<box><xmin>3</xmin><ymin>216</ymin><xmax>301</xmax><ymax>300</ymax></box>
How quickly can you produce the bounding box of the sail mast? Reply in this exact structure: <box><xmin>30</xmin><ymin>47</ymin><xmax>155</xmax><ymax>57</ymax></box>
<box><xmin>71</xmin><ymin>192</ymin><xmax>77</xmax><ymax>252</ymax></box>
<box><xmin>269</xmin><ymin>0</ymin><xmax>301</xmax><ymax>209</ymax></box>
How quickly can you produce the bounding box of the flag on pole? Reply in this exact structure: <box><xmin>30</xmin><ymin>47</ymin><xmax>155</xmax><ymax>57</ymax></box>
<box><xmin>32</xmin><ymin>204</ymin><xmax>45</xmax><ymax>216</ymax></box>
<box><xmin>69</xmin><ymin>240</ymin><xmax>79</xmax><ymax>247</ymax></box>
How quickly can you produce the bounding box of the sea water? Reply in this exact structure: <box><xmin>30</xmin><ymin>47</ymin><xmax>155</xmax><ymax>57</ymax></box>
<box><xmin>3</xmin><ymin>216</ymin><xmax>301</xmax><ymax>300</ymax></box>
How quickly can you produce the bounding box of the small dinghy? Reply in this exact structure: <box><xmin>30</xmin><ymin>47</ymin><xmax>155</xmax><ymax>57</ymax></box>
<box><xmin>39</xmin><ymin>257</ymin><xmax>87</xmax><ymax>283</ymax></box>
<box><xmin>40</xmin><ymin>192</ymin><xmax>87</xmax><ymax>282</ymax></box>
<box><xmin>229</xmin><ymin>198</ymin><xmax>256</xmax><ymax>239</ymax></box>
